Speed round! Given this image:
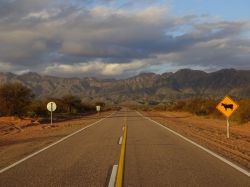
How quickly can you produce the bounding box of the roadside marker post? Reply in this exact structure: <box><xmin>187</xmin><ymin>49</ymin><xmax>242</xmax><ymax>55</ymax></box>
<box><xmin>96</xmin><ymin>105</ymin><xmax>101</xmax><ymax>116</ymax></box>
<box><xmin>216</xmin><ymin>96</ymin><xmax>239</xmax><ymax>139</ymax></box>
<box><xmin>47</xmin><ymin>102</ymin><xmax>57</xmax><ymax>126</ymax></box>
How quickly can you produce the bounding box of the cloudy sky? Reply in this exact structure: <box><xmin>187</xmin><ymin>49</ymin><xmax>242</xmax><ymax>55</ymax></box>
<box><xmin>0</xmin><ymin>0</ymin><xmax>249</xmax><ymax>78</ymax></box>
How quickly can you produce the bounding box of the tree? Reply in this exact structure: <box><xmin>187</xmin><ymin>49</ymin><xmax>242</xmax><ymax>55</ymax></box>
<box><xmin>61</xmin><ymin>95</ymin><xmax>82</xmax><ymax>113</ymax></box>
<box><xmin>27</xmin><ymin>99</ymin><xmax>47</xmax><ymax>117</ymax></box>
<box><xmin>0</xmin><ymin>82</ymin><xmax>34</xmax><ymax>116</ymax></box>
<box><xmin>95</xmin><ymin>101</ymin><xmax>105</xmax><ymax>107</ymax></box>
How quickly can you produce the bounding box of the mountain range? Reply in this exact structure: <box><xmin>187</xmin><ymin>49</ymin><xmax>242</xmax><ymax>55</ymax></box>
<box><xmin>0</xmin><ymin>69</ymin><xmax>250</xmax><ymax>105</ymax></box>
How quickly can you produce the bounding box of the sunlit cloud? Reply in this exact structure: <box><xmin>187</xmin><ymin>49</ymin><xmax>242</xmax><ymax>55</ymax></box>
<box><xmin>0</xmin><ymin>0</ymin><xmax>249</xmax><ymax>78</ymax></box>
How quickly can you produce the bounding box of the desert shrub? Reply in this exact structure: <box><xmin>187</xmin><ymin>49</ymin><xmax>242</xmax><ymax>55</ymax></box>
<box><xmin>153</xmin><ymin>105</ymin><xmax>167</xmax><ymax>111</ymax></box>
<box><xmin>169</xmin><ymin>100</ymin><xmax>186</xmax><ymax>111</ymax></box>
<box><xmin>232</xmin><ymin>99</ymin><xmax>250</xmax><ymax>123</ymax></box>
<box><xmin>183</xmin><ymin>98</ymin><xmax>201</xmax><ymax>114</ymax></box>
<box><xmin>148</xmin><ymin>100</ymin><xmax>160</xmax><ymax>106</ymax></box>
<box><xmin>0</xmin><ymin>82</ymin><xmax>34</xmax><ymax>116</ymax></box>
<box><xmin>61</xmin><ymin>95</ymin><xmax>82</xmax><ymax>113</ymax></box>
<box><xmin>26</xmin><ymin>111</ymin><xmax>36</xmax><ymax>118</ymax></box>
<box><xmin>27</xmin><ymin>100</ymin><xmax>47</xmax><ymax>117</ymax></box>
<box><xmin>145</xmin><ymin>97</ymin><xmax>249</xmax><ymax>123</ymax></box>
<box><xmin>168</xmin><ymin>98</ymin><xmax>217</xmax><ymax>116</ymax></box>
<box><xmin>95</xmin><ymin>101</ymin><xmax>105</xmax><ymax>108</ymax></box>
<box><xmin>81</xmin><ymin>103</ymin><xmax>95</xmax><ymax>112</ymax></box>
<box><xmin>184</xmin><ymin>98</ymin><xmax>217</xmax><ymax>116</ymax></box>
<box><xmin>203</xmin><ymin>99</ymin><xmax>217</xmax><ymax>115</ymax></box>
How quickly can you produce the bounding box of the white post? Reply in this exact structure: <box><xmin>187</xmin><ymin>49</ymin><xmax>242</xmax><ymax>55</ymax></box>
<box><xmin>226</xmin><ymin>118</ymin><xmax>230</xmax><ymax>139</ymax></box>
<box><xmin>50</xmin><ymin>103</ymin><xmax>53</xmax><ymax>126</ymax></box>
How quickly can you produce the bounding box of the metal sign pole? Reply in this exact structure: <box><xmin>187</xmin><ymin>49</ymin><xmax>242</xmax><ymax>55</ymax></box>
<box><xmin>51</xmin><ymin>103</ymin><xmax>53</xmax><ymax>126</ymax></box>
<box><xmin>216</xmin><ymin>96</ymin><xmax>238</xmax><ymax>139</ymax></box>
<box><xmin>47</xmin><ymin>102</ymin><xmax>56</xmax><ymax>126</ymax></box>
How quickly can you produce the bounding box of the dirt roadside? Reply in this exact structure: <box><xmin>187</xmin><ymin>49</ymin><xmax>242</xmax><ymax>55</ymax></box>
<box><xmin>143</xmin><ymin>111</ymin><xmax>250</xmax><ymax>170</ymax></box>
<box><xmin>0</xmin><ymin>111</ymin><xmax>114</xmax><ymax>169</ymax></box>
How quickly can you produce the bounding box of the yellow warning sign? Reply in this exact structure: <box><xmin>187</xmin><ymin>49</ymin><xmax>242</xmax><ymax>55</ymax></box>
<box><xmin>216</xmin><ymin>96</ymin><xmax>239</xmax><ymax>118</ymax></box>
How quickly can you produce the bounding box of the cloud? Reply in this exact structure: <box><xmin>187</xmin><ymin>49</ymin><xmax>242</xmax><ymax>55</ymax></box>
<box><xmin>0</xmin><ymin>0</ymin><xmax>250</xmax><ymax>78</ymax></box>
<box><xmin>156</xmin><ymin>21</ymin><xmax>250</xmax><ymax>68</ymax></box>
<box><xmin>43</xmin><ymin>59</ymin><xmax>147</xmax><ymax>77</ymax></box>
<box><xmin>23</xmin><ymin>8</ymin><xmax>61</xmax><ymax>20</ymax></box>
<box><xmin>0</xmin><ymin>62</ymin><xmax>12</xmax><ymax>72</ymax></box>
<box><xmin>0</xmin><ymin>61</ymin><xmax>31</xmax><ymax>74</ymax></box>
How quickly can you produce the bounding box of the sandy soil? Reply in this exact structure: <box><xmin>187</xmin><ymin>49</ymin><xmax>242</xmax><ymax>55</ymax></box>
<box><xmin>0</xmin><ymin>112</ymin><xmax>113</xmax><ymax>169</ymax></box>
<box><xmin>143</xmin><ymin>111</ymin><xmax>250</xmax><ymax>170</ymax></box>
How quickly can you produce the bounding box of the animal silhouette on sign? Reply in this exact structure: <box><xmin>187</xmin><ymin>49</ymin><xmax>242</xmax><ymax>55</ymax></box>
<box><xmin>221</xmin><ymin>103</ymin><xmax>233</xmax><ymax>111</ymax></box>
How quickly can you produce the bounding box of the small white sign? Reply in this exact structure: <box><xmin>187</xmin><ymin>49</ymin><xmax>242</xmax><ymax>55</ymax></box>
<box><xmin>47</xmin><ymin>102</ymin><xmax>57</xmax><ymax>112</ymax></box>
<box><xmin>96</xmin><ymin>105</ymin><xmax>101</xmax><ymax>112</ymax></box>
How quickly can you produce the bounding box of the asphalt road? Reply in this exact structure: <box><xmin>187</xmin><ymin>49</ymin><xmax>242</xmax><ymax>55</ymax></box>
<box><xmin>0</xmin><ymin>112</ymin><xmax>123</xmax><ymax>187</ymax></box>
<box><xmin>124</xmin><ymin>111</ymin><xmax>250</xmax><ymax>186</ymax></box>
<box><xmin>0</xmin><ymin>110</ymin><xmax>250</xmax><ymax>187</ymax></box>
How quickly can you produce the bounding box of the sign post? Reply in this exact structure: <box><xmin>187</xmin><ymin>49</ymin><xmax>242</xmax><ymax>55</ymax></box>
<box><xmin>226</xmin><ymin>118</ymin><xmax>230</xmax><ymax>138</ymax></box>
<box><xmin>216</xmin><ymin>96</ymin><xmax>239</xmax><ymax>139</ymax></box>
<box><xmin>47</xmin><ymin>102</ymin><xmax>57</xmax><ymax>126</ymax></box>
<box><xmin>96</xmin><ymin>105</ymin><xmax>101</xmax><ymax>115</ymax></box>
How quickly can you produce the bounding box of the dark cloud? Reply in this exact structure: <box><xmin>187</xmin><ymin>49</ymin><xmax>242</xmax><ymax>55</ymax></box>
<box><xmin>0</xmin><ymin>0</ymin><xmax>249</xmax><ymax>78</ymax></box>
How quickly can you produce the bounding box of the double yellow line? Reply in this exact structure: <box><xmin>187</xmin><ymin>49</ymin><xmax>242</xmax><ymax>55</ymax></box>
<box><xmin>115</xmin><ymin>111</ymin><xmax>128</xmax><ymax>187</ymax></box>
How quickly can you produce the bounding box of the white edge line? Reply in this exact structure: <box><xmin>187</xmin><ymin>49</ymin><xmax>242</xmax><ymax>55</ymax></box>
<box><xmin>119</xmin><ymin>136</ymin><xmax>123</xmax><ymax>145</ymax></box>
<box><xmin>136</xmin><ymin>111</ymin><xmax>250</xmax><ymax>177</ymax></box>
<box><xmin>0</xmin><ymin>112</ymin><xmax>115</xmax><ymax>174</ymax></box>
<box><xmin>108</xmin><ymin>164</ymin><xmax>118</xmax><ymax>187</ymax></box>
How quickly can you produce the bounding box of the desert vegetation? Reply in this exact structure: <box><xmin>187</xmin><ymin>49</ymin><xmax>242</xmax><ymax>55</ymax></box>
<box><xmin>136</xmin><ymin>97</ymin><xmax>250</xmax><ymax>124</ymax></box>
<box><xmin>0</xmin><ymin>82</ymin><xmax>99</xmax><ymax>118</ymax></box>
<box><xmin>1</xmin><ymin>82</ymin><xmax>249</xmax><ymax>123</ymax></box>
<box><xmin>233</xmin><ymin>99</ymin><xmax>250</xmax><ymax>123</ymax></box>
<box><xmin>167</xmin><ymin>98</ymin><xmax>219</xmax><ymax>116</ymax></box>
<box><xmin>168</xmin><ymin>98</ymin><xmax>250</xmax><ymax>123</ymax></box>
<box><xmin>0</xmin><ymin>82</ymin><xmax>34</xmax><ymax>116</ymax></box>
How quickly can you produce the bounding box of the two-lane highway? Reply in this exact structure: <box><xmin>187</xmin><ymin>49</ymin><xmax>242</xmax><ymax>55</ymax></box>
<box><xmin>0</xmin><ymin>112</ymin><xmax>124</xmax><ymax>187</ymax></box>
<box><xmin>0</xmin><ymin>110</ymin><xmax>249</xmax><ymax>186</ymax></box>
<box><xmin>124</xmin><ymin>111</ymin><xmax>250</xmax><ymax>186</ymax></box>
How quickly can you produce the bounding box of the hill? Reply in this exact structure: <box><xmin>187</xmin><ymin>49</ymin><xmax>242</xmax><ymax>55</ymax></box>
<box><xmin>0</xmin><ymin>69</ymin><xmax>250</xmax><ymax>105</ymax></box>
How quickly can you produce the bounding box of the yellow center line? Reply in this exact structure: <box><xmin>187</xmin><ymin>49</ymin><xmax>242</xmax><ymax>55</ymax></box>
<box><xmin>115</xmin><ymin>111</ymin><xmax>128</xmax><ymax>187</ymax></box>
